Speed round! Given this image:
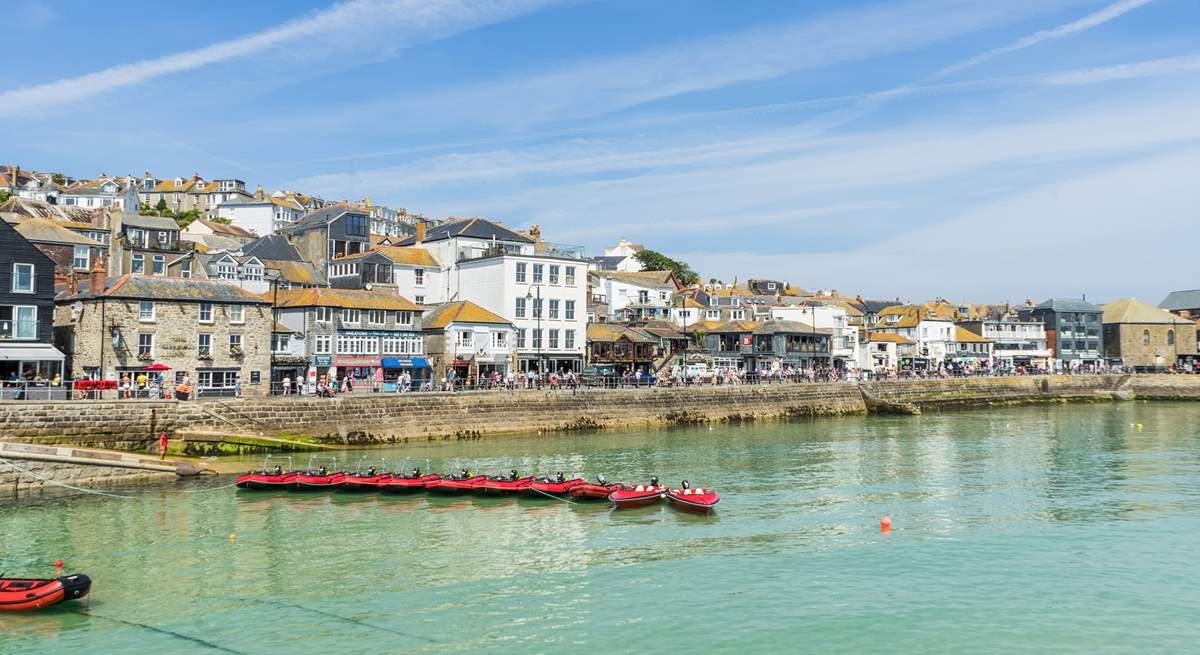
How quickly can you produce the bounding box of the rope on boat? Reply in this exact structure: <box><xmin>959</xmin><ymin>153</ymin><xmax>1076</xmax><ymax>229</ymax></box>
<box><xmin>1</xmin><ymin>458</ymin><xmax>136</xmax><ymax>499</ymax></box>
<box><xmin>527</xmin><ymin>486</ymin><xmax>577</xmax><ymax>504</ymax></box>
<box><xmin>71</xmin><ymin>609</ymin><xmax>247</xmax><ymax>654</ymax></box>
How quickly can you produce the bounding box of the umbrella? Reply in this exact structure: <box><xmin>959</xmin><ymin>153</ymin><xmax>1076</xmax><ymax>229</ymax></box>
<box><xmin>143</xmin><ymin>363</ymin><xmax>172</xmax><ymax>371</ymax></box>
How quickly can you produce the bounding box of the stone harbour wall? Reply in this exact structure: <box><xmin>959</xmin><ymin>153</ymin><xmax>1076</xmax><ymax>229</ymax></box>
<box><xmin>0</xmin><ymin>374</ymin><xmax>1198</xmax><ymax>450</ymax></box>
<box><xmin>1</xmin><ymin>458</ymin><xmax>174</xmax><ymax>498</ymax></box>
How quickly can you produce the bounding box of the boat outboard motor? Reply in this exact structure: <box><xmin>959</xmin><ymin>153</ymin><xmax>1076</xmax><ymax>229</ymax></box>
<box><xmin>649</xmin><ymin>476</ymin><xmax>659</xmax><ymax>488</ymax></box>
<box><xmin>597</xmin><ymin>474</ymin><xmax>609</xmax><ymax>486</ymax></box>
<box><xmin>318</xmin><ymin>466</ymin><xmax>327</xmax><ymax>476</ymax></box>
<box><xmin>556</xmin><ymin>472</ymin><xmax>565</xmax><ymax>483</ymax></box>
<box><xmin>412</xmin><ymin>467</ymin><xmax>421</xmax><ymax>478</ymax></box>
<box><xmin>367</xmin><ymin>466</ymin><xmax>377</xmax><ymax>476</ymax></box>
<box><xmin>460</xmin><ymin>468</ymin><xmax>469</xmax><ymax>479</ymax></box>
<box><xmin>273</xmin><ymin>465</ymin><xmax>283</xmax><ymax>475</ymax></box>
<box><xmin>510</xmin><ymin>469</ymin><xmax>519</xmax><ymax>481</ymax></box>
<box><xmin>681</xmin><ymin>480</ymin><xmax>690</xmax><ymax>490</ymax></box>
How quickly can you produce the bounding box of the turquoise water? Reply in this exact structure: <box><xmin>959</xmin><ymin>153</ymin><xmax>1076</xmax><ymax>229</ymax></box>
<box><xmin>3</xmin><ymin>403</ymin><xmax>1200</xmax><ymax>653</ymax></box>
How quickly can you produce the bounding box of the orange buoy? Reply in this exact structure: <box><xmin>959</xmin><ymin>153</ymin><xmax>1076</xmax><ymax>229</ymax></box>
<box><xmin>54</xmin><ymin>559</ymin><xmax>63</xmax><ymax>569</ymax></box>
<box><xmin>880</xmin><ymin>516</ymin><xmax>892</xmax><ymax>533</ymax></box>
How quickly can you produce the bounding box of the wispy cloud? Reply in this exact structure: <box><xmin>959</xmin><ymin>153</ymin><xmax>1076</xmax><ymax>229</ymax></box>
<box><xmin>1046</xmin><ymin>52</ymin><xmax>1200</xmax><ymax>84</ymax></box>
<box><xmin>0</xmin><ymin>0</ymin><xmax>559</xmax><ymax>117</ymax></box>
<box><xmin>935</xmin><ymin>0</ymin><xmax>1156</xmax><ymax>79</ymax></box>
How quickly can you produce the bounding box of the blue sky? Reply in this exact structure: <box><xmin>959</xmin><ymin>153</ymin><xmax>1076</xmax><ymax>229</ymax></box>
<box><xmin>4</xmin><ymin>0</ymin><xmax>1199</xmax><ymax>302</ymax></box>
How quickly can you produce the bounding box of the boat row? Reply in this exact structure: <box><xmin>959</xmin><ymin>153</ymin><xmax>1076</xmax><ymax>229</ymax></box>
<box><xmin>235</xmin><ymin>456</ymin><xmax>719</xmax><ymax>512</ymax></box>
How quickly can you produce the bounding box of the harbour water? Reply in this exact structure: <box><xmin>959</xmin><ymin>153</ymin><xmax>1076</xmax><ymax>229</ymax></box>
<box><xmin>3</xmin><ymin>402</ymin><xmax>1199</xmax><ymax>653</ymax></box>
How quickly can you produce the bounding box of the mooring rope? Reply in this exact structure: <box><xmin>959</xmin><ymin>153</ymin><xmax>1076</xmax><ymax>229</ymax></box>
<box><xmin>71</xmin><ymin>609</ymin><xmax>247</xmax><ymax>654</ymax></box>
<box><xmin>527</xmin><ymin>486</ymin><xmax>577</xmax><ymax>504</ymax></box>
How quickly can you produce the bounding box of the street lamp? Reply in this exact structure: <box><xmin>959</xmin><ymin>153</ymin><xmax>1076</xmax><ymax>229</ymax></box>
<box><xmin>526</xmin><ymin>284</ymin><xmax>544</xmax><ymax>377</ymax></box>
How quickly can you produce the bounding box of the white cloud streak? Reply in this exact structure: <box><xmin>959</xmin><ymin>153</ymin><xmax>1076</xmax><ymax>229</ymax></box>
<box><xmin>934</xmin><ymin>0</ymin><xmax>1156</xmax><ymax>79</ymax></box>
<box><xmin>0</xmin><ymin>0</ymin><xmax>558</xmax><ymax>117</ymax></box>
<box><xmin>1045</xmin><ymin>52</ymin><xmax>1200</xmax><ymax>84</ymax></box>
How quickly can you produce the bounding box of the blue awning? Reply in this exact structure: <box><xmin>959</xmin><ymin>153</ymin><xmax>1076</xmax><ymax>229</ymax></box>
<box><xmin>381</xmin><ymin>357</ymin><xmax>430</xmax><ymax>368</ymax></box>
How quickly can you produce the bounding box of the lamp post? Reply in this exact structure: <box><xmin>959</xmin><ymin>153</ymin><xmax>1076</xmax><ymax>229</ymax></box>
<box><xmin>526</xmin><ymin>284</ymin><xmax>544</xmax><ymax>378</ymax></box>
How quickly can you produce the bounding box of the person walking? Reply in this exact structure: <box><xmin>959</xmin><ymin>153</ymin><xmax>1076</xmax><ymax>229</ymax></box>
<box><xmin>158</xmin><ymin>431</ymin><xmax>168</xmax><ymax>460</ymax></box>
<box><xmin>282</xmin><ymin>374</ymin><xmax>291</xmax><ymax>395</ymax></box>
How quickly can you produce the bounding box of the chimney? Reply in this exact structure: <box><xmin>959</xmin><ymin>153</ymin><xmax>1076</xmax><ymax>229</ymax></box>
<box><xmin>254</xmin><ymin>185</ymin><xmax>264</xmax><ymax>201</ymax></box>
<box><xmin>414</xmin><ymin>222</ymin><xmax>426</xmax><ymax>244</ymax></box>
<box><xmin>89</xmin><ymin>259</ymin><xmax>106</xmax><ymax>295</ymax></box>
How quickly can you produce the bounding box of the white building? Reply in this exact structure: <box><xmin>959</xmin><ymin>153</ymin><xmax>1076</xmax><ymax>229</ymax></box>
<box><xmin>59</xmin><ymin>175</ymin><xmax>140</xmax><ymax>212</ymax></box>
<box><xmin>872</xmin><ymin>305</ymin><xmax>956</xmax><ymax>370</ymax></box>
<box><xmin>421</xmin><ymin>300</ymin><xmax>517</xmax><ymax>381</ymax></box>
<box><xmin>396</xmin><ymin>218</ymin><xmax>587</xmax><ymax>373</ymax></box>
<box><xmin>958</xmin><ymin>319</ymin><xmax>1051</xmax><ymax>369</ymax></box>
<box><xmin>589</xmin><ymin>270</ymin><xmax>679</xmax><ymax>323</ymax></box>
<box><xmin>215</xmin><ymin>190</ymin><xmax>317</xmax><ymax>236</ymax></box>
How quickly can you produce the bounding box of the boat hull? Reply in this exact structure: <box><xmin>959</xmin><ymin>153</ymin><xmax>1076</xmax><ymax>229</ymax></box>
<box><xmin>479</xmin><ymin>477</ymin><xmax>535</xmax><ymax>495</ymax></box>
<box><xmin>426</xmin><ymin>476</ymin><xmax>487</xmax><ymax>494</ymax></box>
<box><xmin>0</xmin><ymin>574</ymin><xmax>92</xmax><ymax>612</ymax></box>
<box><xmin>569</xmin><ymin>483</ymin><xmax>627</xmax><ymax>500</ymax></box>
<box><xmin>290</xmin><ymin>473</ymin><xmax>346</xmax><ymax>490</ymax></box>
<box><xmin>236</xmin><ymin>473</ymin><xmax>297</xmax><ymax>490</ymax></box>
<box><xmin>521</xmin><ymin>478</ymin><xmax>585</xmax><ymax>497</ymax></box>
<box><xmin>342</xmin><ymin>474</ymin><xmax>391</xmax><ymax>491</ymax></box>
<box><xmin>609</xmin><ymin>487</ymin><xmax>666</xmax><ymax>508</ymax></box>
<box><xmin>382</xmin><ymin>474</ymin><xmax>441</xmax><ymax>492</ymax></box>
<box><xmin>666</xmin><ymin>489</ymin><xmax>720</xmax><ymax>513</ymax></box>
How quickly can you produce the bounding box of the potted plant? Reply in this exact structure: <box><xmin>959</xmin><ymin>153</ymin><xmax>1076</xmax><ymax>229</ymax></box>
<box><xmin>138</xmin><ymin>351</ymin><xmax>153</xmax><ymax>361</ymax></box>
<box><xmin>198</xmin><ymin>348</ymin><xmax>212</xmax><ymax>359</ymax></box>
<box><xmin>229</xmin><ymin>345</ymin><xmax>243</xmax><ymax>357</ymax></box>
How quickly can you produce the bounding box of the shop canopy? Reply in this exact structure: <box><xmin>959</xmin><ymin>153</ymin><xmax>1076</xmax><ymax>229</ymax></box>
<box><xmin>381</xmin><ymin>357</ymin><xmax>430</xmax><ymax>369</ymax></box>
<box><xmin>0</xmin><ymin>344</ymin><xmax>65</xmax><ymax>361</ymax></box>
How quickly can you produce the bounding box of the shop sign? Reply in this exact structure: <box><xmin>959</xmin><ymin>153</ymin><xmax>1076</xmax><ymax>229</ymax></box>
<box><xmin>314</xmin><ymin>355</ymin><xmax>333</xmax><ymax>367</ymax></box>
<box><xmin>334</xmin><ymin>356</ymin><xmax>381</xmax><ymax>367</ymax></box>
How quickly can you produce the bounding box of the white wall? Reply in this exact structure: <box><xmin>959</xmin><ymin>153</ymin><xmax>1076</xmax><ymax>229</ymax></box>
<box><xmin>216</xmin><ymin>203</ymin><xmax>273</xmax><ymax>238</ymax></box>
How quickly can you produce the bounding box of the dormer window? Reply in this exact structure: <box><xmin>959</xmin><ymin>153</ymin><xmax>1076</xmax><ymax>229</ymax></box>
<box><xmin>886</xmin><ymin>315</ymin><xmax>899</xmax><ymax>324</ymax></box>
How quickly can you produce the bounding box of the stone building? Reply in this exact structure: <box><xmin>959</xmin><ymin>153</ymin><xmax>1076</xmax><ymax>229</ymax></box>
<box><xmin>55</xmin><ymin>273</ymin><xmax>272</xmax><ymax>396</ymax></box>
<box><xmin>272</xmin><ymin>287</ymin><xmax>425</xmax><ymax>390</ymax></box>
<box><xmin>13</xmin><ymin>218</ymin><xmax>108</xmax><ymax>282</ymax></box>
<box><xmin>1101</xmin><ymin>298</ymin><xmax>1198</xmax><ymax>370</ymax></box>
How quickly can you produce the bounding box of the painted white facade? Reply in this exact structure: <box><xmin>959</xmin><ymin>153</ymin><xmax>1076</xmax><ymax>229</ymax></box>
<box><xmin>454</xmin><ymin>254</ymin><xmax>587</xmax><ymax>372</ymax></box>
<box><xmin>595</xmin><ymin>274</ymin><xmax>674</xmax><ymax>316</ymax></box>
<box><xmin>874</xmin><ymin>316</ymin><xmax>955</xmax><ymax>364</ymax></box>
<box><xmin>392</xmin><ymin>262</ymin><xmax>446</xmax><ymax>306</ymax></box>
<box><xmin>442</xmin><ymin>321</ymin><xmax>517</xmax><ymax>371</ymax></box>
<box><xmin>215</xmin><ymin>202</ymin><xmax>275</xmax><ymax>238</ymax></box>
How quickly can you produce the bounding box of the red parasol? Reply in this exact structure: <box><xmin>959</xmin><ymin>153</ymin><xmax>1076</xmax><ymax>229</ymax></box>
<box><xmin>143</xmin><ymin>363</ymin><xmax>172</xmax><ymax>371</ymax></box>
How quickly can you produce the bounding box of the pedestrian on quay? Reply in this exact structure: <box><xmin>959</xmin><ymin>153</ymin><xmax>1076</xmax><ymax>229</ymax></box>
<box><xmin>282</xmin><ymin>374</ymin><xmax>291</xmax><ymax>395</ymax></box>
<box><xmin>234</xmin><ymin>374</ymin><xmax>242</xmax><ymax>398</ymax></box>
<box><xmin>158</xmin><ymin>431</ymin><xmax>168</xmax><ymax>460</ymax></box>
<box><xmin>120</xmin><ymin>374</ymin><xmax>131</xmax><ymax>399</ymax></box>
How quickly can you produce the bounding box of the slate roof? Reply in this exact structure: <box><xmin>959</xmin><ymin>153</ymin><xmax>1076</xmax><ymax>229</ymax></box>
<box><xmin>14</xmin><ymin>218</ymin><xmax>104</xmax><ymax>246</ymax></box>
<box><xmin>594</xmin><ymin>270</ymin><xmax>678</xmax><ymax>290</ymax></box>
<box><xmin>1159</xmin><ymin>290</ymin><xmax>1200</xmax><ymax>312</ymax></box>
<box><xmin>590</xmin><ymin>255</ymin><xmax>629</xmax><ymax>271</ymax></box>
<box><xmin>422</xmin><ymin>301</ymin><xmax>511</xmax><ymax>329</ymax></box>
<box><xmin>393</xmin><ymin>217</ymin><xmax>533</xmax><ymax>246</ymax></box>
<box><xmin>120</xmin><ymin>214</ymin><xmax>178</xmax><ymax>231</ymax></box>
<box><xmin>263</xmin><ymin>259</ymin><xmax>326</xmax><ymax>286</ymax></box>
<box><xmin>273</xmin><ymin>287</ymin><xmax>419</xmax><ymax>311</ymax></box>
<box><xmin>1033</xmin><ymin>298</ymin><xmax>1102</xmax><ymax>313</ymax></box>
<box><xmin>277</xmin><ymin>204</ymin><xmax>368</xmax><ymax>233</ymax></box>
<box><xmin>1101</xmin><ymin>298</ymin><xmax>1194</xmax><ymax>324</ymax></box>
<box><xmin>242</xmin><ymin>234</ymin><xmax>303</xmax><ymax>262</ymax></box>
<box><xmin>57</xmin><ymin>275</ymin><xmax>269</xmax><ymax>304</ymax></box>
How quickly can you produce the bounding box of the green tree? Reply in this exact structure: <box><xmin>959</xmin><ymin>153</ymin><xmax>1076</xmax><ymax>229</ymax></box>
<box><xmin>52</xmin><ymin>173</ymin><xmax>67</xmax><ymax>185</ymax></box>
<box><xmin>633</xmin><ymin>249</ymin><xmax>699</xmax><ymax>286</ymax></box>
<box><xmin>138</xmin><ymin>202</ymin><xmax>157</xmax><ymax>216</ymax></box>
<box><xmin>0</xmin><ymin>190</ymin><xmax>10</xmax><ymax>204</ymax></box>
<box><xmin>208</xmin><ymin>215</ymin><xmax>232</xmax><ymax>225</ymax></box>
<box><xmin>154</xmin><ymin>198</ymin><xmax>168</xmax><ymax>212</ymax></box>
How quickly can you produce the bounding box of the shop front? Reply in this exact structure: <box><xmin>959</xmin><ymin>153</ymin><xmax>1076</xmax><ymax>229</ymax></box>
<box><xmin>271</xmin><ymin>355</ymin><xmax>308</xmax><ymax>393</ymax></box>
<box><xmin>334</xmin><ymin>355</ymin><xmax>381</xmax><ymax>388</ymax></box>
<box><xmin>381</xmin><ymin>356</ymin><xmax>430</xmax><ymax>391</ymax></box>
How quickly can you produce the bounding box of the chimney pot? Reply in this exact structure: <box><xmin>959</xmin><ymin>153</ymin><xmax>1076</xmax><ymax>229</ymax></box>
<box><xmin>415</xmin><ymin>222</ymin><xmax>427</xmax><ymax>244</ymax></box>
<box><xmin>89</xmin><ymin>259</ymin><xmax>106</xmax><ymax>295</ymax></box>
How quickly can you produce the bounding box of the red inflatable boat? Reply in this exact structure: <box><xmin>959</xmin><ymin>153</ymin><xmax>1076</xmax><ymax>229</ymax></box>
<box><xmin>342</xmin><ymin>467</ymin><xmax>391</xmax><ymax>491</ymax></box>
<box><xmin>291</xmin><ymin>469</ymin><xmax>345</xmax><ymax>490</ymax></box>
<box><xmin>666</xmin><ymin>482</ymin><xmax>720</xmax><ymax>513</ymax></box>
<box><xmin>235</xmin><ymin>457</ymin><xmax>297</xmax><ymax>490</ymax></box>
<box><xmin>426</xmin><ymin>471</ymin><xmax>487</xmax><ymax>494</ymax></box>
<box><xmin>479</xmin><ymin>472</ymin><xmax>536</xmax><ymax>495</ymax></box>
<box><xmin>382</xmin><ymin>472</ymin><xmax>441</xmax><ymax>493</ymax></box>
<box><xmin>609</xmin><ymin>479</ymin><xmax>667</xmax><ymax>508</ymax></box>
<box><xmin>235</xmin><ymin>469</ymin><xmax>296</xmax><ymax>490</ymax></box>
<box><xmin>521</xmin><ymin>475</ymin><xmax>585</xmax><ymax>497</ymax></box>
<box><xmin>568</xmin><ymin>477</ymin><xmax>629</xmax><ymax>500</ymax></box>
<box><xmin>0</xmin><ymin>574</ymin><xmax>92</xmax><ymax>611</ymax></box>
